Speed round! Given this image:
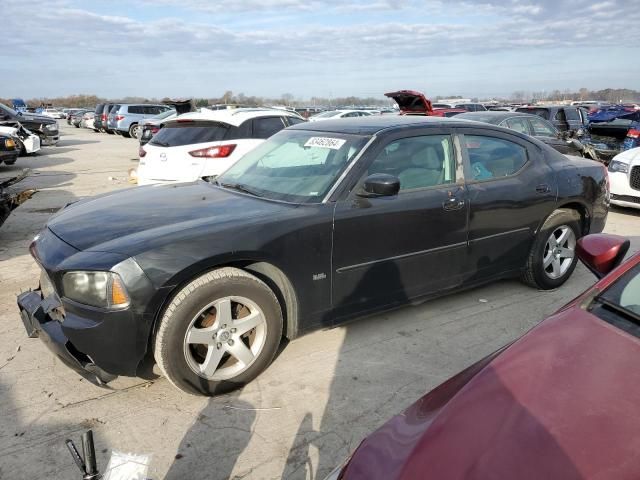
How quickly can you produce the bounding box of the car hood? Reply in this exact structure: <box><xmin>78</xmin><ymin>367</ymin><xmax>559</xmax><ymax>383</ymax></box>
<box><xmin>47</xmin><ymin>181</ymin><xmax>296</xmax><ymax>254</ymax></box>
<box><xmin>15</xmin><ymin>112</ymin><xmax>56</xmax><ymax>124</ymax></box>
<box><xmin>384</xmin><ymin>90</ymin><xmax>433</xmax><ymax>115</ymax></box>
<box><xmin>343</xmin><ymin>308</ymin><xmax>640</xmax><ymax>479</ymax></box>
<box><xmin>612</xmin><ymin>146</ymin><xmax>640</xmax><ymax>165</ymax></box>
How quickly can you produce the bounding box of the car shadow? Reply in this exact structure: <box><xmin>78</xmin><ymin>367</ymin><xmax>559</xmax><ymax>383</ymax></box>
<box><xmin>57</xmin><ymin>139</ymin><xmax>101</xmax><ymax>147</ymax></box>
<box><xmin>610</xmin><ymin>205</ymin><xmax>640</xmax><ymax>217</ymax></box>
<box><xmin>163</xmin><ymin>391</ymin><xmax>256</xmax><ymax>480</ymax></box>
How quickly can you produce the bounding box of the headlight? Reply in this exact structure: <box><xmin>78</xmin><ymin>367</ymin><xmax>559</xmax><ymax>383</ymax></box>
<box><xmin>62</xmin><ymin>271</ymin><xmax>130</xmax><ymax>308</ymax></box>
<box><xmin>608</xmin><ymin>160</ymin><xmax>629</xmax><ymax>173</ymax></box>
<box><xmin>40</xmin><ymin>270</ymin><xmax>56</xmax><ymax>298</ymax></box>
<box><xmin>44</xmin><ymin>124</ymin><xmax>57</xmax><ymax>131</ymax></box>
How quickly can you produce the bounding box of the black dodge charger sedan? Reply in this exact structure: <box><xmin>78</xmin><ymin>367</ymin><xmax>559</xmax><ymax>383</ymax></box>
<box><xmin>18</xmin><ymin>116</ymin><xmax>609</xmax><ymax>395</ymax></box>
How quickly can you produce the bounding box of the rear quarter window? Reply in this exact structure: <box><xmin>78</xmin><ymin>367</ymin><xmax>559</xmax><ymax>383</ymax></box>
<box><xmin>149</xmin><ymin>121</ymin><xmax>233</xmax><ymax>147</ymax></box>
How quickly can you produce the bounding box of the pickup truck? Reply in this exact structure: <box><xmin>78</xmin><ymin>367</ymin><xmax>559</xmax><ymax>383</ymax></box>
<box><xmin>0</xmin><ymin>103</ymin><xmax>59</xmax><ymax>146</ymax></box>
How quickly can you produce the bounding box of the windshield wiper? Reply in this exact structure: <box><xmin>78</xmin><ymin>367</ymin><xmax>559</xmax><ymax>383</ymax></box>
<box><xmin>218</xmin><ymin>181</ymin><xmax>263</xmax><ymax>198</ymax></box>
<box><xmin>594</xmin><ymin>296</ymin><xmax>640</xmax><ymax>324</ymax></box>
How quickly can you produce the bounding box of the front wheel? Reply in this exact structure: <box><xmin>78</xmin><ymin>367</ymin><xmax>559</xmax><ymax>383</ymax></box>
<box><xmin>522</xmin><ymin>209</ymin><xmax>581</xmax><ymax>290</ymax></box>
<box><xmin>154</xmin><ymin>267</ymin><xmax>283</xmax><ymax>396</ymax></box>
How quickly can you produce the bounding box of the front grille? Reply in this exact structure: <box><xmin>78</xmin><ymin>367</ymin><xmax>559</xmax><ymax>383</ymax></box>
<box><xmin>631</xmin><ymin>166</ymin><xmax>640</xmax><ymax>191</ymax></box>
<box><xmin>611</xmin><ymin>193</ymin><xmax>640</xmax><ymax>204</ymax></box>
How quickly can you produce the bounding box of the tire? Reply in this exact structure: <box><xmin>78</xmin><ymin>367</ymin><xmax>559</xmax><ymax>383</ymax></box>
<box><xmin>154</xmin><ymin>267</ymin><xmax>283</xmax><ymax>396</ymax></box>
<box><xmin>521</xmin><ymin>208</ymin><xmax>582</xmax><ymax>290</ymax></box>
<box><xmin>128</xmin><ymin>123</ymin><xmax>139</xmax><ymax>139</ymax></box>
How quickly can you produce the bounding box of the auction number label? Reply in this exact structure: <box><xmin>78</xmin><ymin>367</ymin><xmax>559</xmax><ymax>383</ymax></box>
<box><xmin>304</xmin><ymin>137</ymin><xmax>346</xmax><ymax>149</ymax></box>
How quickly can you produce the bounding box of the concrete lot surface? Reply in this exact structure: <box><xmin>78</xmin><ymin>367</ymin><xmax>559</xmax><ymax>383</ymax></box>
<box><xmin>1</xmin><ymin>123</ymin><xmax>639</xmax><ymax>479</ymax></box>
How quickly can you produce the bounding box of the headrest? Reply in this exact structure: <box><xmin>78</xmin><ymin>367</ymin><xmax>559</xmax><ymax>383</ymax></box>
<box><xmin>411</xmin><ymin>145</ymin><xmax>441</xmax><ymax>169</ymax></box>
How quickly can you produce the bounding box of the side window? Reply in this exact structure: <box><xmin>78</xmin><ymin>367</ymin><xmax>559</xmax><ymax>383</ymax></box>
<box><xmin>143</xmin><ymin>106</ymin><xmax>159</xmax><ymax>115</ymax></box>
<box><xmin>464</xmin><ymin>135</ymin><xmax>528</xmax><ymax>180</ymax></box>
<box><xmin>529</xmin><ymin>118</ymin><xmax>556</xmax><ymax>136</ymax></box>
<box><xmin>129</xmin><ymin>106</ymin><xmax>144</xmax><ymax>114</ymax></box>
<box><xmin>564</xmin><ymin>108</ymin><xmax>580</xmax><ymax>121</ymax></box>
<box><xmin>286</xmin><ymin>117</ymin><xmax>306</xmax><ymax>126</ymax></box>
<box><xmin>504</xmin><ymin>117</ymin><xmax>530</xmax><ymax>135</ymax></box>
<box><xmin>252</xmin><ymin>117</ymin><xmax>286</xmax><ymax>139</ymax></box>
<box><xmin>368</xmin><ymin>135</ymin><xmax>456</xmax><ymax>191</ymax></box>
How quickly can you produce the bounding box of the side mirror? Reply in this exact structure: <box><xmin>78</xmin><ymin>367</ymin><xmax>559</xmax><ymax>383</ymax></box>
<box><xmin>358</xmin><ymin>174</ymin><xmax>400</xmax><ymax>198</ymax></box>
<box><xmin>576</xmin><ymin>234</ymin><xmax>630</xmax><ymax>279</ymax></box>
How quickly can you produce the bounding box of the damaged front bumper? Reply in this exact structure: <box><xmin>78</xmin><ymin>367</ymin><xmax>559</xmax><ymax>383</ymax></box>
<box><xmin>17</xmin><ymin>290</ymin><xmax>118</xmax><ymax>386</ymax></box>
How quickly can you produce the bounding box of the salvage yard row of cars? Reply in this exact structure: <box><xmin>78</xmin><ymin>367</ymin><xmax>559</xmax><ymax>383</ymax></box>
<box><xmin>9</xmin><ymin>92</ymin><xmax>640</xmax><ymax>478</ymax></box>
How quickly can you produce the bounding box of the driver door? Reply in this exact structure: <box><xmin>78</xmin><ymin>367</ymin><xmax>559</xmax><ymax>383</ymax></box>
<box><xmin>331</xmin><ymin>129</ymin><xmax>469</xmax><ymax>320</ymax></box>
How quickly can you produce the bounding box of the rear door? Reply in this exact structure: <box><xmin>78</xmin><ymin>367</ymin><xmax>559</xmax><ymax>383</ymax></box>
<box><xmin>331</xmin><ymin>128</ymin><xmax>469</xmax><ymax>318</ymax></box>
<box><xmin>457</xmin><ymin>126</ymin><xmax>557</xmax><ymax>278</ymax></box>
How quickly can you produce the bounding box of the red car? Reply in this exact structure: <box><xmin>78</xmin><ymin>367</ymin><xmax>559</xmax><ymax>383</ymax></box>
<box><xmin>326</xmin><ymin>233</ymin><xmax>639</xmax><ymax>480</ymax></box>
<box><xmin>384</xmin><ymin>90</ymin><xmax>466</xmax><ymax>117</ymax></box>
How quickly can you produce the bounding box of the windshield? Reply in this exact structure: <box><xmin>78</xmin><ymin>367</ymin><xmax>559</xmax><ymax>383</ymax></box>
<box><xmin>313</xmin><ymin>111</ymin><xmax>341</xmax><ymax>119</ymax></box>
<box><xmin>591</xmin><ymin>261</ymin><xmax>640</xmax><ymax>338</ymax></box>
<box><xmin>0</xmin><ymin>103</ymin><xmax>18</xmax><ymax>117</ymax></box>
<box><xmin>153</xmin><ymin>109</ymin><xmax>176</xmax><ymax>120</ymax></box>
<box><xmin>217</xmin><ymin>129</ymin><xmax>370</xmax><ymax>203</ymax></box>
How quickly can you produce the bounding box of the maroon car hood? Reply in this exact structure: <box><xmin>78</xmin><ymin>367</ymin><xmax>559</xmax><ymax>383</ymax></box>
<box><xmin>344</xmin><ymin>308</ymin><xmax>640</xmax><ymax>480</ymax></box>
<box><xmin>384</xmin><ymin>90</ymin><xmax>433</xmax><ymax>115</ymax></box>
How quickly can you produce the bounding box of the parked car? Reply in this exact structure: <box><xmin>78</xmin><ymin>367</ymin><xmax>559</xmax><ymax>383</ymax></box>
<box><xmin>93</xmin><ymin>103</ymin><xmax>106</xmax><ymax>132</ymax></box>
<box><xmin>308</xmin><ymin>110</ymin><xmax>373</xmax><ymax>121</ymax></box>
<box><xmin>102</xmin><ymin>104</ymin><xmax>120</xmax><ymax>134</ymax></box>
<box><xmin>455</xmin><ymin>111</ymin><xmax>589</xmax><ymax>157</ymax></box>
<box><xmin>0</xmin><ymin>103</ymin><xmax>59</xmax><ymax>146</ymax></box>
<box><xmin>41</xmin><ymin>108</ymin><xmax>66</xmax><ymax>119</ymax></box>
<box><xmin>515</xmin><ymin>105</ymin><xmax>589</xmax><ymax>133</ymax></box>
<box><xmin>69</xmin><ymin>109</ymin><xmax>90</xmax><ymax>128</ymax></box>
<box><xmin>0</xmin><ymin>133</ymin><xmax>18</xmax><ymax>165</ymax></box>
<box><xmin>0</xmin><ymin>124</ymin><xmax>41</xmax><ymax>155</ymax></box>
<box><xmin>433</xmin><ymin>102</ymin><xmax>487</xmax><ymax>112</ymax></box>
<box><xmin>385</xmin><ymin>90</ymin><xmax>466</xmax><ymax>117</ymax></box>
<box><xmin>137</xmin><ymin>108</ymin><xmax>304</xmax><ymax>184</ymax></box>
<box><xmin>81</xmin><ymin>112</ymin><xmax>95</xmax><ymax>130</ymax></box>
<box><xmin>326</xmin><ymin>233</ymin><xmax>638</xmax><ymax>480</ymax></box>
<box><xmin>107</xmin><ymin>104</ymin><xmax>173</xmax><ymax>138</ymax></box>
<box><xmin>138</xmin><ymin>109</ymin><xmax>178</xmax><ymax>146</ymax></box>
<box><xmin>608</xmin><ymin>147</ymin><xmax>640</xmax><ymax>209</ymax></box>
<box><xmin>17</xmin><ymin>116</ymin><xmax>608</xmax><ymax>395</ymax></box>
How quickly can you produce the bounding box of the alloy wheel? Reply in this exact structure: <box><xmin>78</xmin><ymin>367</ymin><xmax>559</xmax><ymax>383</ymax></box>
<box><xmin>183</xmin><ymin>296</ymin><xmax>267</xmax><ymax>381</ymax></box>
<box><xmin>542</xmin><ymin>225</ymin><xmax>576</xmax><ymax>280</ymax></box>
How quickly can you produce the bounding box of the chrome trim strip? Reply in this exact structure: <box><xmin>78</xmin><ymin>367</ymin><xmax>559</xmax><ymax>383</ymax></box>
<box><xmin>336</xmin><ymin>241</ymin><xmax>468</xmax><ymax>274</ymax></box>
<box><xmin>468</xmin><ymin>227</ymin><xmax>530</xmax><ymax>244</ymax></box>
<box><xmin>322</xmin><ymin>134</ymin><xmax>378</xmax><ymax>203</ymax></box>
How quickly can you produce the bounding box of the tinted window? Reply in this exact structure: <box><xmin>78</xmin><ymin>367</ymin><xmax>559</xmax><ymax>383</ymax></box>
<box><xmin>529</xmin><ymin>117</ymin><xmax>557</xmax><ymax>136</ymax></box>
<box><xmin>504</xmin><ymin>117</ymin><xmax>530</xmax><ymax>134</ymax></box>
<box><xmin>128</xmin><ymin>105</ymin><xmax>145</xmax><ymax>114</ymax></box>
<box><xmin>253</xmin><ymin>117</ymin><xmax>286</xmax><ymax>139</ymax></box>
<box><xmin>286</xmin><ymin>117</ymin><xmax>306</xmax><ymax>126</ymax></box>
<box><xmin>144</xmin><ymin>106</ymin><xmax>161</xmax><ymax>115</ymax></box>
<box><xmin>150</xmin><ymin>121</ymin><xmax>232</xmax><ymax>147</ymax></box>
<box><xmin>95</xmin><ymin>104</ymin><xmax>105</xmax><ymax>114</ymax></box>
<box><xmin>464</xmin><ymin>135</ymin><xmax>528</xmax><ymax>180</ymax></box>
<box><xmin>368</xmin><ymin>135</ymin><xmax>456</xmax><ymax>191</ymax></box>
<box><xmin>564</xmin><ymin>108</ymin><xmax>580</xmax><ymax>121</ymax></box>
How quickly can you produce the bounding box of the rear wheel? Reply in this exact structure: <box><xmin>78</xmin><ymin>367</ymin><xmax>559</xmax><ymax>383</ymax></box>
<box><xmin>154</xmin><ymin>267</ymin><xmax>283</xmax><ymax>396</ymax></box>
<box><xmin>522</xmin><ymin>209</ymin><xmax>581</xmax><ymax>289</ymax></box>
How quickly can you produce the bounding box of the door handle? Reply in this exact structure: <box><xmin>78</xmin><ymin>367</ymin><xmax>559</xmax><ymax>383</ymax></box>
<box><xmin>443</xmin><ymin>197</ymin><xmax>465</xmax><ymax>211</ymax></box>
<box><xmin>536</xmin><ymin>184</ymin><xmax>551</xmax><ymax>194</ymax></box>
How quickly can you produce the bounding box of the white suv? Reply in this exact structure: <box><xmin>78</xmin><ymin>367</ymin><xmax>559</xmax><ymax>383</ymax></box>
<box><xmin>137</xmin><ymin>108</ymin><xmax>305</xmax><ymax>185</ymax></box>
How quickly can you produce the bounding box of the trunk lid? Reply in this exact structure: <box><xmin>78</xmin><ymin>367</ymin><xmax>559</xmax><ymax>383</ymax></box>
<box><xmin>384</xmin><ymin>90</ymin><xmax>434</xmax><ymax>115</ymax></box>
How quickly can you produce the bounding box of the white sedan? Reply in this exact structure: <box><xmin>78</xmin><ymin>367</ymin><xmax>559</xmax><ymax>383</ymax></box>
<box><xmin>609</xmin><ymin>147</ymin><xmax>640</xmax><ymax>209</ymax></box>
<box><xmin>308</xmin><ymin>109</ymin><xmax>374</xmax><ymax>122</ymax></box>
<box><xmin>0</xmin><ymin>125</ymin><xmax>41</xmax><ymax>155</ymax></box>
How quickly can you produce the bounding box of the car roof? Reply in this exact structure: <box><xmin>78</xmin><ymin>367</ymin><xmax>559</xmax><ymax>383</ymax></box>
<box><xmin>165</xmin><ymin>108</ymin><xmax>302</xmax><ymax>127</ymax></box>
<box><xmin>455</xmin><ymin>111</ymin><xmax>539</xmax><ymax>124</ymax></box>
<box><xmin>288</xmin><ymin>115</ymin><xmax>505</xmax><ymax>135</ymax></box>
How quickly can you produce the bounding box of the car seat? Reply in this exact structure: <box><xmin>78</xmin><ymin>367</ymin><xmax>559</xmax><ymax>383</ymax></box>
<box><xmin>398</xmin><ymin>145</ymin><xmax>444</xmax><ymax>190</ymax></box>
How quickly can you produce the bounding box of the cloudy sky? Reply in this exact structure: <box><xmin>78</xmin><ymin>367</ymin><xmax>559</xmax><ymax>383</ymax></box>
<box><xmin>2</xmin><ymin>0</ymin><xmax>639</xmax><ymax>100</ymax></box>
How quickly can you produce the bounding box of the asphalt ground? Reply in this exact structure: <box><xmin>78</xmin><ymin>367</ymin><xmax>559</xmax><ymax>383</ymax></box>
<box><xmin>1</xmin><ymin>122</ymin><xmax>639</xmax><ymax>479</ymax></box>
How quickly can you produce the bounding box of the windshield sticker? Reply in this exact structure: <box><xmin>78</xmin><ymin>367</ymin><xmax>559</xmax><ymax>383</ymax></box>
<box><xmin>304</xmin><ymin>137</ymin><xmax>346</xmax><ymax>150</ymax></box>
